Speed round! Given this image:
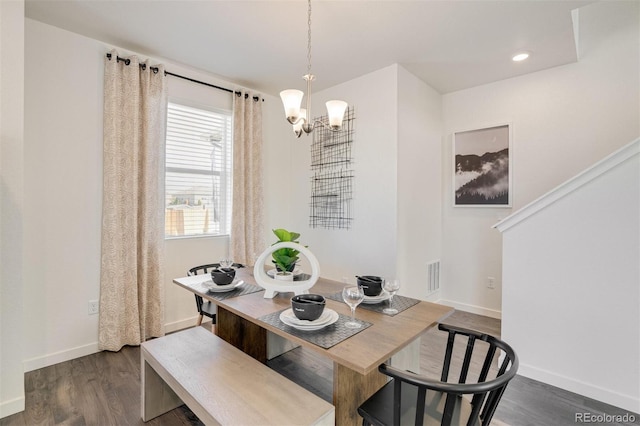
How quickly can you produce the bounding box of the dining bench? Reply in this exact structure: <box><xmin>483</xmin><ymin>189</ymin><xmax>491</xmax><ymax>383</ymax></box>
<box><xmin>141</xmin><ymin>326</ymin><xmax>335</xmax><ymax>425</ymax></box>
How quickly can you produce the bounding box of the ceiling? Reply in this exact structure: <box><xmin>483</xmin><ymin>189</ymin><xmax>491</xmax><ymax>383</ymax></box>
<box><xmin>25</xmin><ymin>0</ymin><xmax>594</xmax><ymax>96</ymax></box>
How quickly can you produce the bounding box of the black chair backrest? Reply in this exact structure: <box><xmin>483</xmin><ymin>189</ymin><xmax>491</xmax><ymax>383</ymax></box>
<box><xmin>188</xmin><ymin>263</ymin><xmax>219</xmax><ymax>276</ymax></box>
<box><xmin>379</xmin><ymin>323</ymin><xmax>518</xmax><ymax>426</ymax></box>
<box><xmin>188</xmin><ymin>263</ymin><xmax>244</xmax><ymax>276</ymax></box>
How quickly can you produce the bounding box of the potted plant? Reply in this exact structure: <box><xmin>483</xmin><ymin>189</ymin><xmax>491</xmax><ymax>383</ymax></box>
<box><xmin>271</xmin><ymin>228</ymin><xmax>303</xmax><ymax>280</ymax></box>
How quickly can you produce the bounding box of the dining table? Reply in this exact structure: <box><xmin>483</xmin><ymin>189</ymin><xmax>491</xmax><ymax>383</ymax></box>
<box><xmin>173</xmin><ymin>267</ymin><xmax>454</xmax><ymax>426</ymax></box>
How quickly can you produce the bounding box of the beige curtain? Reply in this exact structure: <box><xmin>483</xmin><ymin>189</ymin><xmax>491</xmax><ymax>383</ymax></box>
<box><xmin>231</xmin><ymin>92</ymin><xmax>265</xmax><ymax>266</ymax></box>
<box><xmin>99</xmin><ymin>50</ymin><xmax>167</xmax><ymax>351</ymax></box>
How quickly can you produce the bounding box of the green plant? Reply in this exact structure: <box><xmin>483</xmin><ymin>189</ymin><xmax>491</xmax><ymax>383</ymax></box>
<box><xmin>271</xmin><ymin>228</ymin><xmax>302</xmax><ymax>273</ymax></box>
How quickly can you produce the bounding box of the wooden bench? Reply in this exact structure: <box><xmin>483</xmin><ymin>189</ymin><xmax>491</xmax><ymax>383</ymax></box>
<box><xmin>141</xmin><ymin>326</ymin><xmax>335</xmax><ymax>425</ymax></box>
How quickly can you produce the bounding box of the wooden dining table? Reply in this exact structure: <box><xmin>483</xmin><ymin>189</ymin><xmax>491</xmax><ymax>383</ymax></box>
<box><xmin>173</xmin><ymin>267</ymin><xmax>453</xmax><ymax>426</ymax></box>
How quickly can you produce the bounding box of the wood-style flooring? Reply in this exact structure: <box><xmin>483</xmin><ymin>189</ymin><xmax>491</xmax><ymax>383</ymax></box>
<box><xmin>2</xmin><ymin>311</ymin><xmax>637</xmax><ymax>426</ymax></box>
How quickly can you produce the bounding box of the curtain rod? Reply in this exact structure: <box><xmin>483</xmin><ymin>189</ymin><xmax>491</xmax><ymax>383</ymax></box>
<box><xmin>105</xmin><ymin>53</ymin><xmax>262</xmax><ymax>102</ymax></box>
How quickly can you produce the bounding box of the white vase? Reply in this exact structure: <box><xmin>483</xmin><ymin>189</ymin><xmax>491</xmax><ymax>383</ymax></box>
<box><xmin>274</xmin><ymin>271</ymin><xmax>294</xmax><ymax>281</ymax></box>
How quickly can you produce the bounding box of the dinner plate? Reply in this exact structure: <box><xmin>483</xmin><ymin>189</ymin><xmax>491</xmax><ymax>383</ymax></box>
<box><xmin>279</xmin><ymin>308</ymin><xmax>339</xmax><ymax>331</ymax></box>
<box><xmin>280</xmin><ymin>308</ymin><xmax>334</xmax><ymax>327</ymax></box>
<box><xmin>362</xmin><ymin>291</ymin><xmax>390</xmax><ymax>304</ymax></box>
<box><xmin>203</xmin><ymin>279</ymin><xmax>244</xmax><ymax>292</ymax></box>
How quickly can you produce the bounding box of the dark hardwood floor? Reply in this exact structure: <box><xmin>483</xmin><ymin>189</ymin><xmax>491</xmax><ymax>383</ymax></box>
<box><xmin>2</xmin><ymin>311</ymin><xmax>637</xmax><ymax>426</ymax></box>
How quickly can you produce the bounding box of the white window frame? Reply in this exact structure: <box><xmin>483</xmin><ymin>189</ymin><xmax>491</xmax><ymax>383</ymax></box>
<box><xmin>164</xmin><ymin>99</ymin><xmax>233</xmax><ymax>239</ymax></box>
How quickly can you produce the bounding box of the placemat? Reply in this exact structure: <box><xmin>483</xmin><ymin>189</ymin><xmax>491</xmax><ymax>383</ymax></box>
<box><xmin>258</xmin><ymin>309</ymin><xmax>372</xmax><ymax>349</ymax></box>
<box><xmin>201</xmin><ymin>281</ymin><xmax>264</xmax><ymax>301</ymax></box>
<box><xmin>325</xmin><ymin>292</ymin><xmax>420</xmax><ymax>316</ymax></box>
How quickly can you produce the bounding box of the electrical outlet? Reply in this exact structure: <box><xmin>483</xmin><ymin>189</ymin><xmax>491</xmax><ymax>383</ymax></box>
<box><xmin>487</xmin><ymin>277</ymin><xmax>495</xmax><ymax>289</ymax></box>
<box><xmin>88</xmin><ymin>300</ymin><xmax>99</xmax><ymax>315</ymax></box>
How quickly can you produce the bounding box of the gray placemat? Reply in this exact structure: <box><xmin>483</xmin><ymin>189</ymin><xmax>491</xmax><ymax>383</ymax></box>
<box><xmin>202</xmin><ymin>281</ymin><xmax>264</xmax><ymax>301</ymax></box>
<box><xmin>325</xmin><ymin>292</ymin><xmax>420</xmax><ymax>316</ymax></box>
<box><xmin>258</xmin><ymin>308</ymin><xmax>372</xmax><ymax>349</ymax></box>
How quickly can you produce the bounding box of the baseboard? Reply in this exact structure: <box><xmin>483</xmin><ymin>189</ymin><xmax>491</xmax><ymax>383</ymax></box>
<box><xmin>164</xmin><ymin>316</ymin><xmax>201</xmax><ymax>334</ymax></box>
<box><xmin>0</xmin><ymin>395</ymin><xmax>25</xmax><ymax>419</ymax></box>
<box><xmin>23</xmin><ymin>342</ymin><xmax>100</xmax><ymax>373</ymax></box>
<box><xmin>518</xmin><ymin>362</ymin><xmax>640</xmax><ymax>414</ymax></box>
<box><xmin>22</xmin><ymin>316</ymin><xmax>201</xmax><ymax>372</ymax></box>
<box><xmin>436</xmin><ymin>299</ymin><xmax>502</xmax><ymax>319</ymax></box>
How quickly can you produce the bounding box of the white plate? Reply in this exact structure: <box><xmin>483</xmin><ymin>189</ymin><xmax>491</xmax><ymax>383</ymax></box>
<box><xmin>362</xmin><ymin>291</ymin><xmax>390</xmax><ymax>304</ymax></box>
<box><xmin>203</xmin><ymin>279</ymin><xmax>244</xmax><ymax>292</ymax></box>
<box><xmin>279</xmin><ymin>309</ymin><xmax>339</xmax><ymax>331</ymax></box>
<box><xmin>280</xmin><ymin>308</ymin><xmax>334</xmax><ymax>327</ymax></box>
<box><xmin>267</xmin><ymin>268</ymin><xmax>302</xmax><ymax>278</ymax></box>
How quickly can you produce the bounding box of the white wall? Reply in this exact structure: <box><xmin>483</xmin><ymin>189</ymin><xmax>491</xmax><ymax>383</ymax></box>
<box><xmin>288</xmin><ymin>65</ymin><xmax>399</xmax><ymax>284</ymax></box>
<box><xmin>22</xmin><ymin>18</ymin><xmax>291</xmax><ymax>371</ymax></box>
<box><xmin>396</xmin><ymin>66</ymin><xmax>442</xmax><ymax>300</ymax></box>
<box><xmin>497</xmin><ymin>141</ymin><xmax>640</xmax><ymax>413</ymax></box>
<box><xmin>0</xmin><ymin>0</ymin><xmax>26</xmax><ymax>418</ymax></box>
<box><xmin>441</xmin><ymin>0</ymin><xmax>639</xmax><ymax>317</ymax></box>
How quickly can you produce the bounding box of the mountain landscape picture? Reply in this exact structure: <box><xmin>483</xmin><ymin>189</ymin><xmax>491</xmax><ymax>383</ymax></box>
<box><xmin>454</xmin><ymin>125</ymin><xmax>510</xmax><ymax>206</ymax></box>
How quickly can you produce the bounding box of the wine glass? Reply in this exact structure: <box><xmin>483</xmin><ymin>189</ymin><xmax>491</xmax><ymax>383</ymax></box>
<box><xmin>219</xmin><ymin>257</ymin><xmax>233</xmax><ymax>269</ymax></box>
<box><xmin>383</xmin><ymin>279</ymin><xmax>401</xmax><ymax>315</ymax></box>
<box><xmin>342</xmin><ymin>286</ymin><xmax>365</xmax><ymax>329</ymax></box>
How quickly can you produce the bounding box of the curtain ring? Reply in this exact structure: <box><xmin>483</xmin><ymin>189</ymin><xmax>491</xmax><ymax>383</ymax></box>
<box><xmin>141</xmin><ymin>64</ymin><xmax>147</xmax><ymax>71</ymax></box>
<box><xmin>124</xmin><ymin>58</ymin><xmax>131</xmax><ymax>66</ymax></box>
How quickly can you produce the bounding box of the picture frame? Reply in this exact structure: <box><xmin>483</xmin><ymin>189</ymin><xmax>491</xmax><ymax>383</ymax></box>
<box><xmin>453</xmin><ymin>124</ymin><xmax>512</xmax><ymax>207</ymax></box>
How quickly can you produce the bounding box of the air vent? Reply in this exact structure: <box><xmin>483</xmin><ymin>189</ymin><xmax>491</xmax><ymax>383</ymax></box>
<box><xmin>427</xmin><ymin>260</ymin><xmax>440</xmax><ymax>295</ymax></box>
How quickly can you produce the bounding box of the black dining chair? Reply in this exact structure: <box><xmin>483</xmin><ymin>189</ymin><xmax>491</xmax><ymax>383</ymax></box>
<box><xmin>358</xmin><ymin>323</ymin><xmax>518</xmax><ymax>426</ymax></box>
<box><xmin>188</xmin><ymin>263</ymin><xmax>244</xmax><ymax>332</ymax></box>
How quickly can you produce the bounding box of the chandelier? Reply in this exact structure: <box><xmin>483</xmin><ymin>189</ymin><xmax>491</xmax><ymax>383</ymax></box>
<box><xmin>280</xmin><ymin>0</ymin><xmax>348</xmax><ymax>138</ymax></box>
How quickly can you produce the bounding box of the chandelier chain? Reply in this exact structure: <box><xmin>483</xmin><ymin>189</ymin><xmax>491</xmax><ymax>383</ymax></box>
<box><xmin>307</xmin><ymin>0</ymin><xmax>312</xmax><ymax>75</ymax></box>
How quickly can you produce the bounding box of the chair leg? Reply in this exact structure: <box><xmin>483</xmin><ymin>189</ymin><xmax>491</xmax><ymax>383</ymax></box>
<box><xmin>196</xmin><ymin>314</ymin><xmax>203</xmax><ymax>326</ymax></box>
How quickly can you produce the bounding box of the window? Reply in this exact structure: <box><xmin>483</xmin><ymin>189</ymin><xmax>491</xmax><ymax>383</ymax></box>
<box><xmin>165</xmin><ymin>102</ymin><xmax>232</xmax><ymax>238</ymax></box>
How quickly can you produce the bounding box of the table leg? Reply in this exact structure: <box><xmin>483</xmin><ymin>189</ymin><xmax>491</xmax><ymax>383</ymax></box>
<box><xmin>390</xmin><ymin>337</ymin><xmax>422</xmax><ymax>373</ymax></box>
<box><xmin>216</xmin><ymin>307</ymin><xmax>267</xmax><ymax>363</ymax></box>
<box><xmin>333</xmin><ymin>362</ymin><xmax>387</xmax><ymax>426</ymax></box>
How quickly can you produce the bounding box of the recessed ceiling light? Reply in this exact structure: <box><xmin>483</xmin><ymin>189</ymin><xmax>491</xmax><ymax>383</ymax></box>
<box><xmin>512</xmin><ymin>52</ymin><xmax>530</xmax><ymax>62</ymax></box>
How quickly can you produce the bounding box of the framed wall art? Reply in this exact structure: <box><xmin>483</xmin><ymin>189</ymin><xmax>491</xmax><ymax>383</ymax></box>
<box><xmin>453</xmin><ymin>124</ymin><xmax>511</xmax><ymax>207</ymax></box>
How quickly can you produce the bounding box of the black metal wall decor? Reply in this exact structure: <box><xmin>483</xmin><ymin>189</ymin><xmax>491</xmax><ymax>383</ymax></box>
<box><xmin>309</xmin><ymin>107</ymin><xmax>355</xmax><ymax>229</ymax></box>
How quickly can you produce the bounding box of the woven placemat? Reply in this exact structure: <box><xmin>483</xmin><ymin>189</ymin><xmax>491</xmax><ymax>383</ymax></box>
<box><xmin>201</xmin><ymin>281</ymin><xmax>264</xmax><ymax>301</ymax></box>
<box><xmin>258</xmin><ymin>308</ymin><xmax>372</xmax><ymax>349</ymax></box>
<box><xmin>325</xmin><ymin>292</ymin><xmax>420</xmax><ymax>316</ymax></box>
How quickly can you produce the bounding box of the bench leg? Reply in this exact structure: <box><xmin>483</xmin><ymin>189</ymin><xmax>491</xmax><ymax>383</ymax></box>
<box><xmin>141</xmin><ymin>358</ymin><xmax>183</xmax><ymax>422</ymax></box>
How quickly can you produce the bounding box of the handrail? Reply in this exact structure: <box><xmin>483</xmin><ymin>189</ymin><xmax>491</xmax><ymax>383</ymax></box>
<box><xmin>494</xmin><ymin>138</ymin><xmax>639</xmax><ymax>233</ymax></box>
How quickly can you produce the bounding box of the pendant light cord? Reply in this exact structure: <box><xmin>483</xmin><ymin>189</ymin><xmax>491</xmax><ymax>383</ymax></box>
<box><xmin>307</xmin><ymin>0</ymin><xmax>312</xmax><ymax>76</ymax></box>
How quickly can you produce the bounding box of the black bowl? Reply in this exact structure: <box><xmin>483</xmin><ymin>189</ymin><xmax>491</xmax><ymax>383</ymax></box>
<box><xmin>291</xmin><ymin>294</ymin><xmax>326</xmax><ymax>321</ymax></box>
<box><xmin>211</xmin><ymin>268</ymin><xmax>236</xmax><ymax>285</ymax></box>
<box><xmin>357</xmin><ymin>276</ymin><xmax>383</xmax><ymax>296</ymax></box>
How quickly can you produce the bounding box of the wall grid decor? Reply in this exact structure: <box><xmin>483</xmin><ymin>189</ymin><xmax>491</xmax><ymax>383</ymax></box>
<box><xmin>309</xmin><ymin>107</ymin><xmax>355</xmax><ymax>229</ymax></box>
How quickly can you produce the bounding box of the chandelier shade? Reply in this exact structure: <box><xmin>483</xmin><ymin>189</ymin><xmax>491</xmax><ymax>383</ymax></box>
<box><xmin>280</xmin><ymin>89</ymin><xmax>304</xmax><ymax>123</ymax></box>
<box><xmin>326</xmin><ymin>100</ymin><xmax>348</xmax><ymax>130</ymax></box>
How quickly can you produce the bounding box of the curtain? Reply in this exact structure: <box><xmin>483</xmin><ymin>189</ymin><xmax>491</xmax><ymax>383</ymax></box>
<box><xmin>99</xmin><ymin>50</ymin><xmax>167</xmax><ymax>351</ymax></box>
<box><xmin>231</xmin><ymin>92</ymin><xmax>265</xmax><ymax>266</ymax></box>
